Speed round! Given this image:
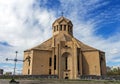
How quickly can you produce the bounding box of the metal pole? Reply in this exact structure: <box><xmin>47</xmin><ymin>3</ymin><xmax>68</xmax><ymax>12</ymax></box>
<box><xmin>13</xmin><ymin>51</ymin><xmax>18</xmax><ymax>75</ymax></box>
<box><xmin>5</xmin><ymin>51</ymin><xmax>23</xmax><ymax>83</ymax></box>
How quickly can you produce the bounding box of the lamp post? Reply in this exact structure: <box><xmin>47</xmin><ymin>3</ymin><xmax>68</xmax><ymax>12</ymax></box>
<box><xmin>14</xmin><ymin>51</ymin><xmax>18</xmax><ymax>75</ymax></box>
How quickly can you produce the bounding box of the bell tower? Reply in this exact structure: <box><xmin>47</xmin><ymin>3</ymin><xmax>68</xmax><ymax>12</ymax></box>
<box><xmin>52</xmin><ymin>16</ymin><xmax>73</xmax><ymax>36</ymax></box>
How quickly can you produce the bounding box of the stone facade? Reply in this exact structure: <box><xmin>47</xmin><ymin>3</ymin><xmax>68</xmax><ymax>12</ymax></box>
<box><xmin>22</xmin><ymin>16</ymin><xmax>106</xmax><ymax>79</ymax></box>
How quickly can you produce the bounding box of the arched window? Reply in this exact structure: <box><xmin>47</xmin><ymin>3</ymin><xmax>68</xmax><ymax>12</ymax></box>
<box><xmin>54</xmin><ymin>55</ymin><xmax>56</xmax><ymax>70</ymax></box>
<box><xmin>28</xmin><ymin>60</ymin><xmax>31</xmax><ymax>66</ymax></box>
<box><xmin>28</xmin><ymin>69</ymin><xmax>30</xmax><ymax>75</ymax></box>
<box><xmin>54</xmin><ymin>26</ymin><xmax>56</xmax><ymax>32</ymax></box>
<box><xmin>68</xmin><ymin>25</ymin><xmax>70</xmax><ymax>32</ymax></box>
<box><xmin>49</xmin><ymin>69</ymin><xmax>51</xmax><ymax>75</ymax></box>
<box><xmin>70</xmin><ymin>27</ymin><xmax>72</xmax><ymax>33</ymax></box>
<box><xmin>65</xmin><ymin>56</ymin><xmax>68</xmax><ymax>70</ymax></box>
<box><xmin>68</xmin><ymin>25</ymin><xmax>72</xmax><ymax>33</ymax></box>
<box><xmin>62</xmin><ymin>52</ymin><xmax>70</xmax><ymax>71</ymax></box>
<box><xmin>57</xmin><ymin>25</ymin><xmax>58</xmax><ymax>31</ymax></box>
<box><xmin>77</xmin><ymin>48</ymin><xmax>80</xmax><ymax>73</ymax></box>
<box><xmin>49</xmin><ymin>57</ymin><xmax>52</xmax><ymax>66</ymax></box>
<box><xmin>64</xmin><ymin>25</ymin><xmax>66</xmax><ymax>31</ymax></box>
<box><xmin>60</xmin><ymin>25</ymin><xmax>62</xmax><ymax>31</ymax></box>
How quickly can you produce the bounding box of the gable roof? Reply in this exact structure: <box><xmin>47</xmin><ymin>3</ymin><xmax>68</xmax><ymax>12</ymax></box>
<box><xmin>24</xmin><ymin>38</ymin><xmax>53</xmax><ymax>52</ymax></box>
<box><xmin>72</xmin><ymin>38</ymin><xmax>98</xmax><ymax>51</ymax></box>
<box><xmin>25</xmin><ymin>33</ymin><xmax>101</xmax><ymax>52</ymax></box>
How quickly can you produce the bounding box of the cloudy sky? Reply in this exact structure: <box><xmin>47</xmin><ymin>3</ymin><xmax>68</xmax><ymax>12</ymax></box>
<box><xmin>0</xmin><ymin>0</ymin><xmax>120</xmax><ymax>74</ymax></box>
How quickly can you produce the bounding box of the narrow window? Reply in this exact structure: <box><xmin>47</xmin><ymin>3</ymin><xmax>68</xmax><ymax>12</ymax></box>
<box><xmin>57</xmin><ymin>25</ymin><xmax>58</xmax><ymax>31</ymax></box>
<box><xmin>77</xmin><ymin>48</ymin><xmax>80</xmax><ymax>73</ymax></box>
<box><xmin>49</xmin><ymin>57</ymin><xmax>52</xmax><ymax>66</ymax></box>
<box><xmin>27</xmin><ymin>56</ymin><xmax>31</xmax><ymax>66</ymax></box>
<box><xmin>28</xmin><ymin>69</ymin><xmax>30</xmax><ymax>75</ymax></box>
<box><xmin>54</xmin><ymin>27</ymin><xmax>55</xmax><ymax>32</ymax></box>
<box><xmin>49</xmin><ymin>69</ymin><xmax>51</xmax><ymax>75</ymax></box>
<box><xmin>28</xmin><ymin>60</ymin><xmax>31</xmax><ymax>66</ymax></box>
<box><xmin>54</xmin><ymin>26</ymin><xmax>56</xmax><ymax>32</ymax></box>
<box><xmin>68</xmin><ymin>25</ymin><xmax>70</xmax><ymax>32</ymax></box>
<box><xmin>65</xmin><ymin>45</ymin><xmax>68</xmax><ymax>47</ymax></box>
<box><xmin>77</xmin><ymin>55</ymin><xmax>80</xmax><ymax>72</ymax></box>
<box><xmin>64</xmin><ymin>25</ymin><xmax>66</xmax><ymax>31</ymax></box>
<box><xmin>65</xmin><ymin>57</ymin><xmax>68</xmax><ymax>70</ymax></box>
<box><xmin>60</xmin><ymin>25</ymin><xmax>62</xmax><ymax>31</ymax></box>
<box><xmin>54</xmin><ymin>55</ymin><xmax>56</xmax><ymax>70</ymax></box>
<box><xmin>70</xmin><ymin>28</ymin><xmax>72</xmax><ymax>33</ymax></box>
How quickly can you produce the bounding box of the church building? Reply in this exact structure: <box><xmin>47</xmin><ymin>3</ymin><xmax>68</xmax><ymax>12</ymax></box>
<box><xmin>22</xmin><ymin>16</ymin><xmax>106</xmax><ymax>79</ymax></box>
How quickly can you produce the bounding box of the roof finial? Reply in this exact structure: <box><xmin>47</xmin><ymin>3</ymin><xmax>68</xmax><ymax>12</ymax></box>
<box><xmin>61</xmin><ymin>11</ymin><xmax>64</xmax><ymax>17</ymax></box>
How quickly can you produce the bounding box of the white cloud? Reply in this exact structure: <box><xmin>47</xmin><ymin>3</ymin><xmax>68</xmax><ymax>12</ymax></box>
<box><xmin>110</xmin><ymin>48</ymin><xmax>120</xmax><ymax>54</ymax></box>
<box><xmin>59</xmin><ymin>0</ymin><xmax>120</xmax><ymax>65</ymax></box>
<box><xmin>0</xmin><ymin>0</ymin><xmax>56</xmax><ymax>73</ymax></box>
<box><xmin>0</xmin><ymin>0</ymin><xmax>120</xmax><ymax>73</ymax></box>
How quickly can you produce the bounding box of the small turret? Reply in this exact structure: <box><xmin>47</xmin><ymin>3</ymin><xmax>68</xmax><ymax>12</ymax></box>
<box><xmin>52</xmin><ymin>16</ymin><xmax>73</xmax><ymax>36</ymax></box>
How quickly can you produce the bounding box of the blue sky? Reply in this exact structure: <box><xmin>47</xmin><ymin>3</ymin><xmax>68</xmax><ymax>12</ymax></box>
<box><xmin>0</xmin><ymin>0</ymin><xmax>120</xmax><ymax>74</ymax></box>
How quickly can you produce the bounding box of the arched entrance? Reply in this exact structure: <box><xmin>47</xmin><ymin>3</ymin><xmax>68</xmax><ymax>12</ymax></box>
<box><xmin>61</xmin><ymin>52</ymin><xmax>72</xmax><ymax>79</ymax></box>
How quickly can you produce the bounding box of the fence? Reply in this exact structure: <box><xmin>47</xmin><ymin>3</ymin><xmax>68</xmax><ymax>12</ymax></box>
<box><xmin>0</xmin><ymin>75</ymin><xmax>120</xmax><ymax>80</ymax></box>
<box><xmin>0</xmin><ymin>75</ymin><xmax>58</xmax><ymax>79</ymax></box>
<box><xmin>79</xmin><ymin>75</ymin><xmax>120</xmax><ymax>80</ymax></box>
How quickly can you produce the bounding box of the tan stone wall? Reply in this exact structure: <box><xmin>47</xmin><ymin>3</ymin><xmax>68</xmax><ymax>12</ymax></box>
<box><xmin>31</xmin><ymin>50</ymin><xmax>52</xmax><ymax>75</ymax></box>
<box><xmin>22</xmin><ymin>16</ymin><xmax>106</xmax><ymax>79</ymax></box>
<box><xmin>60</xmin><ymin>41</ymin><xmax>74</xmax><ymax>79</ymax></box>
<box><xmin>82</xmin><ymin>51</ymin><xmax>101</xmax><ymax>76</ymax></box>
<box><xmin>22</xmin><ymin>50</ymin><xmax>33</xmax><ymax>75</ymax></box>
<box><xmin>22</xmin><ymin>52</ymin><xmax>28</xmax><ymax>75</ymax></box>
<box><xmin>22</xmin><ymin>52</ymin><xmax>27</xmax><ymax>75</ymax></box>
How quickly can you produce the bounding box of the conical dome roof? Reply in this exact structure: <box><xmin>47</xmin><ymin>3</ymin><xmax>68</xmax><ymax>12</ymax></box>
<box><xmin>52</xmin><ymin>16</ymin><xmax>73</xmax><ymax>26</ymax></box>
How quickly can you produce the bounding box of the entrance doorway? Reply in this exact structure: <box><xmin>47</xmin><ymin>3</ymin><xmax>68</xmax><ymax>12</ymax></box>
<box><xmin>61</xmin><ymin>52</ymin><xmax>71</xmax><ymax>79</ymax></box>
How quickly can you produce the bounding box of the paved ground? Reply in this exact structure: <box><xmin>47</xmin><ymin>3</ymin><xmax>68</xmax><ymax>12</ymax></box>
<box><xmin>0</xmin><ymin>79</ymin><xmax>120</xmax><ymax>84</ymax></box>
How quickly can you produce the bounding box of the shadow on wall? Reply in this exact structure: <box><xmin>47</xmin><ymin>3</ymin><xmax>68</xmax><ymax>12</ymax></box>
<box><xmin>82</xmin><ymin>53</ymin><xmax>90</xmax><ymax>75</ymax></box>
